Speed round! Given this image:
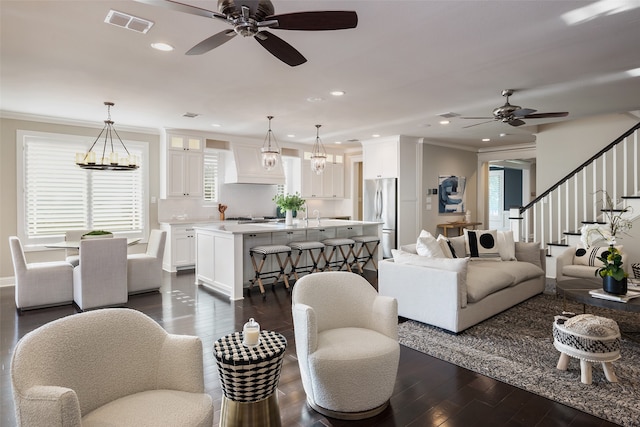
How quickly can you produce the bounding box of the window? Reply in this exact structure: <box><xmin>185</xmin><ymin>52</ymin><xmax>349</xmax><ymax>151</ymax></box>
<box><xmin>203</xmin><ymin>150</ymin><xmax>220</xmax><ymax>203</ymax></box>
<box><xmin>17</xmin><ymin>130</ymin><xmax>148</xmax><ymax>247</ymax></box>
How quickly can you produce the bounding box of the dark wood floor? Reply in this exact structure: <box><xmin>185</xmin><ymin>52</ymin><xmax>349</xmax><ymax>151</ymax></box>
<box><xmin>1</xmin><ymin>271</ymin><xmax>618</xmax><ymax>427</ymax></box>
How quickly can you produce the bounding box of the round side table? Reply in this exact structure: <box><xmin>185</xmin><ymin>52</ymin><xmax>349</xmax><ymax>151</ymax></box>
<box><xmin>214</xmin><ymin>330</ymin><xmax>287</xmax><ymax>427</ymax></box>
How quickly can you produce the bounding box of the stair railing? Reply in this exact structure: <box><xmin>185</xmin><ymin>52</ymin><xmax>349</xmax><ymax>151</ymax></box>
<box><xmin>513</xmin><ymin>122</ymin><xmax>640</xmax><ymax>247</ymax></box>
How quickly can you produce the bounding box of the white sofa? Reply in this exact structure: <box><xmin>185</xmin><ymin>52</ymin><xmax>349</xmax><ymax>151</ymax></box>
<box><xmin>379</xmin><ymin>241</ymin><xmax>546</xmax><ymax>333</ymax></box>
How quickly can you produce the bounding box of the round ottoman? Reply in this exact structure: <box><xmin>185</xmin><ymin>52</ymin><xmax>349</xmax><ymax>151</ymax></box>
<box><xmin>553</xmin><ymin>314</ymin><xmax>621</xmax><ymax>384</ymax></box>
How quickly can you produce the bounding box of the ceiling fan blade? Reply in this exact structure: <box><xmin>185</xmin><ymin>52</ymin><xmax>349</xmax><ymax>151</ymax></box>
<box><xmin>267</xmin><ymin>11</ymin><xmax>358</xmax><ymax>30</ymax></box>
<box><xmin>508</xmin><ymin>119</ymin><xmax>527</xmax><ymax>127</ymax></box>
<box><xmin>255</xmin><ymin>31</ymin><xmax>307</xmax><ymax>66</ymax></box>
<box><xmin>462</xmin><ymin>120</ymin><xmax>495</xmax><ymax>129</ymax></box>
<box><xmin>186</xmin><ymin>30</ymin><xmax>236</xmax><ymax>55</ymax></box>
<box><xmin>462</xmin><ymin>116</ymin><xmax>494</xmax><ymax>120</ymax></box>
<box><xmin>521</xmin><ymin>112</ymin><xmax>569</xmax><ymax>119</ymax></box>
<box><xmin>512</xmin><ymin>108</ymin><xmax>537</xmax><ymax>117</ymax></box>
<box><xmin>133</xmin><ymin>0</ymin><xmax>226</xmax><ymax>20</ymax></box>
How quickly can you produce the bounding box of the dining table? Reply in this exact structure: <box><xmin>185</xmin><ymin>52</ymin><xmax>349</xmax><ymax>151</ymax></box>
<box><xmin>45</xmin><ymin>238</ymin><xmax>141</xmax><ymax>249</ymax></box>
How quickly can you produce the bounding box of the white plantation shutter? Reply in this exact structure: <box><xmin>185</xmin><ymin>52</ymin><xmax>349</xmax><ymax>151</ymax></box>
<box><xmin>18</xmin><ymin>130</ymin><xmax>147</xmax><ymax>246</ymax></box>
<box><xmin>203</xmin><ymin>150</ymin><xmax>219</xmax><ymax>202</ymax></box>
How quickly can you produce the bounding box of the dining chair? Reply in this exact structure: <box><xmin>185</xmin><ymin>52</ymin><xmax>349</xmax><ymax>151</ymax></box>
<box><xmin>64</xmin><ymin>229</ymin><xmax>90</xmax><ymax>267</ymax></box>
<box><xmin>9</xmin><ymin>236</ymin><xmax>74</xmax><ymax>311</ymax></box>
<box><xmin>127</xmin><ymin>229</ymin><xmax>167</xmax><ymax>294</ymax></box>
<box><xmin>73</xmin><ymin>237</ymin><xmax>128</xmax><ymax>310</ymax></box>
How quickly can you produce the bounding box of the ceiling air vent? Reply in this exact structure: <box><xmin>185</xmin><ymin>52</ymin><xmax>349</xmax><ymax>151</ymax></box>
<box><xmin>104</xmin><ymin>10</ymin><xmax>154</xmax><ymax>34</ymax></box>
<box><xmin>182</xmin><ymin>112</ymin><xmax>201</xmax><ymax>118</ymax></box>
<box><xmin>438</xmin><ymin>112</ymin><xmax>460</xmax><ymax>119</ymax></box>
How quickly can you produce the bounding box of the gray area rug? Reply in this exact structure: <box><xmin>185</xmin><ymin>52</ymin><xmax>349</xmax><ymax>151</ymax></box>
<box><xmin>397</xmin><ymin>293</ymin><xmax>640</xmax><ymax>426</ymax></box>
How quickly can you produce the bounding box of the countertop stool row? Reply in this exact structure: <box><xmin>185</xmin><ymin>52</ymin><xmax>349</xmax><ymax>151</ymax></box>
<box><xmin>248</xmin><ymin>235</ymin><xmax>380</xmax><ymax>298</ymax></box>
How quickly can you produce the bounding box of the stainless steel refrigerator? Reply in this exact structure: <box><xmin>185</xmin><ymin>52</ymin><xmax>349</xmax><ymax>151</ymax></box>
<box><xmin>363</xmin><ymin>178</ymin><xmax>397</xmax><ymax>258</ymax></box>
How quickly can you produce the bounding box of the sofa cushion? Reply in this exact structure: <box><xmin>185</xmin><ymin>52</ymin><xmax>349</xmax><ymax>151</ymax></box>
<box><xmin>464</xmin><ymin>229</ymin><xmax>501</xmax><ymax>260</ymax></box>
<box><xmin>437</xmin><ymin>234</ymin><xmax>455</xmax><ymax>258</ymax></box>
<box><xmin>466</xmin><ymin>264</ymin><xmax>514</xmax><ymax>303</ymax></box>
<box><xmin>400</xmin><ymin>243</ymin><xmax>418</xmax><ymax>254</ymax></box>
<box><xmin>448</xmin><ymin>235</ymin><xmax>466</xmax><ymax>258</ymax></box>
<box><xmin>473</xmin><ymin>260</ymin><xmax>544</xmax><ymax>285</ymax></box>
<box><xmin>515</xmin><ymin>242</ymin><xmax>542</xmax><ymax>269</ymax></box>
<box><xmin>416</xmin><ymin>230</ymin><xmax>445</xmax><ymax>258</ymax></box>
<box><xmin>391</xmin><ymin>249</ymin><xmax>469</xmax><ymax>307</ymax></box>
<box><xmin>498</xmin><ymin>230</ymin><xmax>516</xmax><ymax>261</ymax></box>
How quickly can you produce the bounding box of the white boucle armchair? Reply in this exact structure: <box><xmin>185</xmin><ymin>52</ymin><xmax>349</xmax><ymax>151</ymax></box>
<box><xmin>11</xmin><ymin>308</ymin><xmax>214</xmax><ymax>427</ymax></box>
<box><xmin>292</xmin><ymin>271</ymin><xmax>400</xmax><ymax>420</ymax></box>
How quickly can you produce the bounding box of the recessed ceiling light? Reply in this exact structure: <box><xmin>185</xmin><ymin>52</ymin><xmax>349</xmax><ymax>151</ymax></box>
<box><xmin>334</xmin><ymin>141</ymin><xmax>342</xmax><ymax>145</ymax></box>
<box><xmin>499</xmin><ymin>133</ymin><xmax>507</xmax><ymax>137</ymax></box>
<box><xmin>482</xmin><ymin>138</ymin><xmax>491</xmax><ymax>142</ymax></box>
<box><xmin>439</xmin><ymin>120</ymin><xmax>450</xmax><ymax>125</ymax></box>
<box><xmin>151</xmin><ymin>42</ymin><xmax>174</xmax><ymax>51</ymax></box>
<box><xmin>287</xmin><ymin>134</ymin><xmax>295</xmax><ymax>138</ymax></box>
<box><xmin>211</xmin><ymin>123</ymin><xmax>221</xmax><ymax>127</ymax></box>
<box><xmin>330</xmin><ymin>90</ymin><xmax>345</xmax><ymax>96</ymax></box>
<box><xmin>372</xmin><ymin>134</ymin><xmax>380</xmax><ymax>138</ymax></box>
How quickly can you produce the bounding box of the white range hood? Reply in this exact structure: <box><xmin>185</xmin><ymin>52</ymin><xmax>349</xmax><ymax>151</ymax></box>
<box><xmin>224</xmin><ymin>144</ymin><xmax>285</xmax><ymax>185</ymax></box>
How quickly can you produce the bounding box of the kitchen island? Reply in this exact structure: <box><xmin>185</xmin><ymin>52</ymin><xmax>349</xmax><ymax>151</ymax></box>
<box><xmin>194</xmin><ymin>219</ymin><xmax>383</xmax><ymax>300</ymax></box>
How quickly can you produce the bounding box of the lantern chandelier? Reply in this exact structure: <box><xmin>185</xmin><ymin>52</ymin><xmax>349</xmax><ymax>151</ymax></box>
<box><xmin>75</xmin><ymin>102</ymin><xmax>139</xmax><ymax>171</ymax></box>
<box><xmin>310</xmin><ymin>124</ymin><xmax>327</xmax><ymax>175</ymax></box>
<box><xmin>261</xmin><ymin>115</ymin><xmax>281</xmax><ymax>171</ymax></box>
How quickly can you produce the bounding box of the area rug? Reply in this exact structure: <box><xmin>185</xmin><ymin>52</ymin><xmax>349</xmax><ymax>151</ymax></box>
<box><xmin>397</xmin><ymin>294</ymin><xmax>640</xmax><ymax>426</ymax></box>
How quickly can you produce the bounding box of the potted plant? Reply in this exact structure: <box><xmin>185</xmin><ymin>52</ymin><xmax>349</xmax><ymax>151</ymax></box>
<box><xmin>272</xmin><ymin>192</ymin><xmax>305</xmax><ymax>226</ymax></box>
<box><xmin>581</xmin><ymin>190</ymin><xmax>633</xmax><ymax>295</ymax></box>
<box><xmin>81</xmin><ymin>230</ymin><xmax>113</xmax><ymax>239</ymax></box>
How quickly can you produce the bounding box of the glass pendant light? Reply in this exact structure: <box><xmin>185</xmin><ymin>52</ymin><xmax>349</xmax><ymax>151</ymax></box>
<box><xmin>261</xmin><ymin>115</ymin><xmax>281</xmax><ymax>171</ymax></box>
<box><xmin>310</xmin><ymin>124</ymin><xmax>327</xmax><ymax>175</ymax></box>
<box><xmin>75</xmin><ymin>102</ymin><xmax>139</xmax><ymax>171</ymax></box>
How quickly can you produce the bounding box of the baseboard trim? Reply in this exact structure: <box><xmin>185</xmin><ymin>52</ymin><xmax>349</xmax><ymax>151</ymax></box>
<box><xmin>0</xmin><ymin>277</ymin><xmax>16</xmax><ymax>287</ymax></box>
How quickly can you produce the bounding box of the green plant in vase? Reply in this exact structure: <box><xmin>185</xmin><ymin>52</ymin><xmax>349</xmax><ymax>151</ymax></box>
<box><xmin>273</xmin><ymin>192</ymin><xmax>305</xmax><ymax>225</ymax></box>
<box><xmin>580</xmin><ymin>190</ymin><xmax>633</xmax><ymax>295</ymax></box>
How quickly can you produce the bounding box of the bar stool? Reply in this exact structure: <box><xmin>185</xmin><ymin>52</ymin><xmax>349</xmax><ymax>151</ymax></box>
<box><xmin>287</xmin><ymin>241</ymin><xmax>326</xmax><ymax>281</ymax></box>
<box><xmin>322</xmin><ymin>238</ymin><xmax>355</xmax><ymax>272</ymax></box>
<box><xmin>249</xmin><ymin>245</ymin><xmax>292</xmax><ymax>297</ymax></box>
<box><xmin>350</xmin><ymin>235</ymin><xmax>381</xmax><ymax>274</ymax></box>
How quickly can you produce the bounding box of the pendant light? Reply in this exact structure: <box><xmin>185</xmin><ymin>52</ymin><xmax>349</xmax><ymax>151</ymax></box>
<box><xmin>261</xmin><ymin>115</ymin><xmax>281</xmax><ymax>171</ymax></box>
<box><xmin>310</xmin><ymin>124</ymin><xmax>327</xmax><ymax>175</ymax></box>
<box><xmin>75</xmin><ymin>102</ymin><xmax>139</xmax><ymax>170</ymax></box>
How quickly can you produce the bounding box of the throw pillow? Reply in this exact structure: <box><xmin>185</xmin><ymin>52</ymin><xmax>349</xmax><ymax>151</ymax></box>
<box><xmin>514</xmin><ymin>242</ymin><xmax>542</xmax><ymax>269</ymax></box>
<box><xmin>390</xmin><ymin>249</ymin><xmax>469</xmax><ymax>307</ymax></box>
<box><xmin>497</xmin><ymin>230</ymin><xmax>516</xmax><ymax>261</ymax></box>
<box><xmin>416</xmin><ymin>230</ymin><xmax>445</xmax><ymax>258</ymax></box>
<box><xmin>574</xmin><ymin>245</ymin><xmax>623</xmax><ymax>267</ymax></box>
<box><xmin>437</xmin><ymin>234</ymin><xmax>455</xmax><ymax>258</ymax></box>
<box><xmin>448</xmin><ymin>235</ymin><xmax>466</xmax><ymax>259</ymax></box>
<box><xmin>464</xmin><ymin>229</ymin><xmax>501</xmax><ymax>260</ymax></box>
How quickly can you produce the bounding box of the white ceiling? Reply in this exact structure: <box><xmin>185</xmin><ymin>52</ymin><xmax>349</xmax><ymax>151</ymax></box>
<box><xmin>1</xmin><ymin>0</ymin><xmax>640</xmax><ymax>150</ymax></box>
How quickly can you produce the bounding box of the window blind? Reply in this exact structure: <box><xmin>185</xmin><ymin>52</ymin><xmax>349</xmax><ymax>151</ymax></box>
<box><xmin>203</xmin><ymin>150</ymin><xmax>219</xmax><ymax>202</ymax></box>
<box><xmin>20</xmin><ymin>131</ymin><xmax>146</xmax><ymax>245</ymax></box>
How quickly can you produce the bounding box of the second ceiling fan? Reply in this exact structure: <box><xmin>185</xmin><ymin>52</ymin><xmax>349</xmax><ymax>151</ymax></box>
<box><xmin>462</xmin><ymin>89</ymin><xmax>569</xmax><ymax>128</ymax></box>
<box><xmin>135</xmin><ymin>0</ymin><xmax>358</xmax><ymax>66</ymax></box>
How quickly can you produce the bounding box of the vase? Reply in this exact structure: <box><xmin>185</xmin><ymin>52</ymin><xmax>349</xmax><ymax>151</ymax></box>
<box><xmin>602</xmin><ymin>276</ymin><xmax>627</xmax><ymax>295</ymax></box>
<box><xmin>285</xmin><ymin>210</ymin><xmax>293</xmax><ymax>226</ymax></box>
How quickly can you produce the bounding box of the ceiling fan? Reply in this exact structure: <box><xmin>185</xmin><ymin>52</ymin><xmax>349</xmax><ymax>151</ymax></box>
<box><xmin>462</xmin><ymin>89</ymin><xmax>569</xmax><ymax>128</ymax></box>
<box><xmin>135</xmin><ymin>0</ymin><xmax>358</xmax><ymax>67</ymax></box>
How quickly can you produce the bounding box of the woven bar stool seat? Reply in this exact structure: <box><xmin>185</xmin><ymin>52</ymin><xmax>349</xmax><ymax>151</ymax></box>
<box><xmin>249</xmin><ymin>245</ymin><xmax>292</xmax><ymax>297</ymax></box>
<box><xmin>322</xmin><ymin>238</ymin><xmax>355</xmax><ymax>272</ymax></box>
<box><xmin>287</xmin><ymin>241</ymin><xmax>326</xmax><ymax>281</ymax></box>
<box><xmin>553</xmin><ymin>314</ymin><xmax>621</xmax><ymax>384</ymax></box>
<box><xmin>350</xmin><ymin>235</ymin><xmax>380</xmax><ymax>274</ymax></box>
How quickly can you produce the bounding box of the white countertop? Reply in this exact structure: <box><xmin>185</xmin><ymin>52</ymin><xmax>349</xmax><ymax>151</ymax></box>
<box><xmin>194</xmin><ymin>219</ymin><xmax>382</xmax><ymax>235</ymax></box>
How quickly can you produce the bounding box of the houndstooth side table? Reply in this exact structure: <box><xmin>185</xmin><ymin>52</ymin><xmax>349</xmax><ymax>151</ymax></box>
<box><xmin>214</xmin><ymin>330</ymin><xmax>287</xmax><ymax>427</ymax></box>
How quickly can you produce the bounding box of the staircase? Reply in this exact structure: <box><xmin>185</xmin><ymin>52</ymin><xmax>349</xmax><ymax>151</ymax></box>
<box><xmin>510</xmin><ymin>122</ymin><xmax>640</xmax><ymax>278</ymax></box>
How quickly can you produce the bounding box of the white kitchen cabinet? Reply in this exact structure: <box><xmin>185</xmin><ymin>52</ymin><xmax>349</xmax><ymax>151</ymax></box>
<box><xmin>301</xmin><ymin>153</ymin><xmax>345</xmax><ymax>199</ymax></box>
<box><xmin>363</xmin><ymin>139</ymin><xmax>398</xmax><ymax>179</ymax></box>
<box><xmin>161</xmin><ymin>223</ymin><xmax>196</xmax><ymax>272</ymax></box>
<box><xmin>161</xmin><ymin>132</ymin><xmax>204</xmax><ymax>198</ymax></box>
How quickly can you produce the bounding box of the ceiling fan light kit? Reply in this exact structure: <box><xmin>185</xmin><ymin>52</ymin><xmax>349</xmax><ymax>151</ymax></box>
<box><xmin>75</xmin><ymin>102</ymin><xmax>139</xmax><ymax>171</ymax></box>
<box><xmin>462</xmin><ymin>89</ymin><xmax>568</xmax><ymax>129</ymax></box>
<box><xmin>310</xmin><ymin>124</ymin><xmax>327</xmax><ymax>175</ymax></box>
<box><xmin>261</xmin><ymin>115</ymin><xmax>280</xmax><ymax>171</ymax></box>
<box><xmin>135</xmin><ymin>0</ymin><xmax>357</xmax><ymax>67</ymax></box>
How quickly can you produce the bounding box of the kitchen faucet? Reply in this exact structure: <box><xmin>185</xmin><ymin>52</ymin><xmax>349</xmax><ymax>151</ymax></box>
<box><xmin>313</xmin><ymin>209</ymin><xmax>320</xmax><ymax>226</ymax></box>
